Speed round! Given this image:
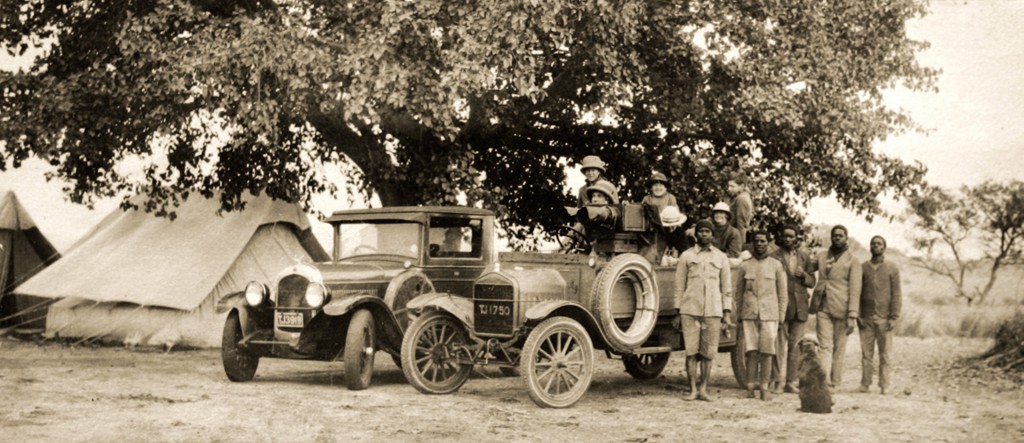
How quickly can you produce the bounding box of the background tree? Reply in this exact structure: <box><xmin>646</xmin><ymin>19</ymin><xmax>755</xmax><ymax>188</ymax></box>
<box><xmin>904</xmin><ymin>181</ymin><xmax>1024</xmax><ymax>306</ymax></box>
<box><xmin>1</xmin><ymin>0</ymin><xmax>935</xmax><ymax>247</ymax></box>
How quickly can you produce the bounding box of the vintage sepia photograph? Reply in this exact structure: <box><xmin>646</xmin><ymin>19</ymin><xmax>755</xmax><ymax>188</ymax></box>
<box><xmin>1</xmin><ymin>1</ymin><xmax>1022</xmax><ymax>441</ymax></box>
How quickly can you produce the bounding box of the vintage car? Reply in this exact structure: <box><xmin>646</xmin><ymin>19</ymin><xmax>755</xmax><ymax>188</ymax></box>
<box><xmin>218</xmin><ymin>206</ymin><xmax>494</xmax><ymax>390</ymax></box>
<box><xmin>400</xmin><ymin>203</ymin><xmax>746</xmax><ymax>407</ymax></box>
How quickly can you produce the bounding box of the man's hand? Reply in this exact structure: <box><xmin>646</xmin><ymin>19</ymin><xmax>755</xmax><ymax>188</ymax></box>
<box><xmin>722</xmin><ymin>312</ymin><xmax>733</xmax><ymax>329</ymax></box>
<box><xmin>886</xmin><ymin>319</ymin><xmax>896</xmax><ymax>332</ymax></box>
<box><xmin>847</xmin><ymin>317</ymin><xmax>858</xmax><ymax>334</ymax></box>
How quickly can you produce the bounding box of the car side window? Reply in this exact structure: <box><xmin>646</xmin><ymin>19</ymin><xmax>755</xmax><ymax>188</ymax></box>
<box><xmin>428</xmin><ymin>217</ymin><xmax>483</xmax><ymax>259</ymax></box>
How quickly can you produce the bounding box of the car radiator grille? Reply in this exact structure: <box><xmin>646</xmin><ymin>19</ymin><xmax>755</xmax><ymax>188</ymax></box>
<box><xmin>474</xmin><ymin>284</ymin><xmax>514</xmax><ymax>335</ymax></box>
<box><xmin>277</xmin><ymin>275</ymin><xmax>309</xmax><ymax>308</ymax></box>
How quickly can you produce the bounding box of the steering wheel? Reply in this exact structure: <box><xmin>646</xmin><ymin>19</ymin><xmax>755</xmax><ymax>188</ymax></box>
<box><xmin>555</xmin><ymin>226</ymin><xmax>592</xmax><ymax>254</ymax></box>
<box><xmin>353</xmin><ymin>244</ymin><xmax>378</xmax><ymax>255</ymax></box>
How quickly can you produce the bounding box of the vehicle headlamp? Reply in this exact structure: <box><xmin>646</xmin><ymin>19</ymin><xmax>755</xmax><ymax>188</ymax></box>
<box><xmin>304</xmin><ymin>282</ymin><xmax>329</xmax><ymax>308</ymax></box>
<box><xmin>244</xmin><ymin>281</ymin><xmax>268</xmax><ymax>307</ymax></box>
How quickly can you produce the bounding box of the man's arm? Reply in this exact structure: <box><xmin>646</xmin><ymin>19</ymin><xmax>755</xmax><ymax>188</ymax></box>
<box><xmin>734</xmin><ymin>264</ymin><xmax>746</xmax><ymax>315</ymax></box>
<box><xmin>720</xmin><ymin>256</ymin><xmax>733</xmax><ymax>315</ymax></box>
<box><xmin>674</xmin><ymin>254</ymin><xmax>689</xmax><ymax>302</ymax></box>
<box><xmin>801</xmin><ymin>252</ymin><xmax>817</xmax><ymax>288</ymax></box>
<box><xmin>848</xmin><ymin>259</ymin><xmax>863</xmax><ymax>318</ymax></box>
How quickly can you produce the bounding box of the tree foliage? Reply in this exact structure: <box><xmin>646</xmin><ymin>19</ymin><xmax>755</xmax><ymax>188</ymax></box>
<box><xmin>1</xmin><ymin>0</ymin><xmax>935</xmax><ymax>247</ymax></box>
<box><xmin>904</xmin><ymin>181</ymin><xmax>1024</xmax><ymax>305</ymax></box>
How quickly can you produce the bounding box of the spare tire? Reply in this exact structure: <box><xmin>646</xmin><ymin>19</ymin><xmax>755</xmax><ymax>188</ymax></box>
<box><xmin>590</xmin><ymin>253</ymin><xmax>659</xmax><ymax>350</ymax></box>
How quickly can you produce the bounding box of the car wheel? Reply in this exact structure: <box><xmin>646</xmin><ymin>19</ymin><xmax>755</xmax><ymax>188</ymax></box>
<box><xmin>401</xmin><ymin>312</ymin><xmax>472</xmax><ymax>395</ymax></box>
<box><xmin>221</xmin><ymin>311</ymin><xmax>259</xmax><ymax>382</ymax></box>
<box><xmin>622</xmin><ymin>352</ymin><xmax>670</xmax><ymax>380</ymax></box>
<box><xmin>521</xmin><ymin>316</ymin><xmax>594</xmax><ymax>408</ymax></box>
<box><xmin>343</xmin><ymin>309</ymin><xmax>376</xmax><ymax>390</ymax></box>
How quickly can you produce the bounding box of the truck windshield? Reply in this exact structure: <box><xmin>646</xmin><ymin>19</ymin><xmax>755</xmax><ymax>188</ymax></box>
<box><xmin>336</xmin><ymin>222</ymin><xmax>420</xmax><ymax>260</ymax></box>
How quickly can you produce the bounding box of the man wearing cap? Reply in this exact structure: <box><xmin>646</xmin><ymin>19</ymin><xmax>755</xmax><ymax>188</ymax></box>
<box><xmin>674</xmin><ymin>219</ymin><xmax>733</xmax><ymax>401</ymax></box>
<box><xmin>727</xmin><ymin>173</ymin><xmax>754</xmax><ymax>245</ymax></box>
<box><xmin>769</xmin><ymin>224</ymin><xmax>816</xmax><ymax>394</ymax></box>
<box><xmin>735</xmin><ymin>231</ymin><xmax>788</xmax><ymax>401</ymax></box>
<box><xmin>711</xmin><ymin>202</ymin><xmax>743</xmax><ymax>259</ymax></box>
<box><xmin>810</xmin><ymin>225</ymin><xmax>862</xmax><ymax>391</ymax></box>
<box><xmin>858</xmin><ymin>235</ymin><xmax>902</xmax><ymax>395</ymax></box>
<box><xmin>577</xmin><ymin>155</ymin><xmax>617</xmax><ymax>206</ymax></box>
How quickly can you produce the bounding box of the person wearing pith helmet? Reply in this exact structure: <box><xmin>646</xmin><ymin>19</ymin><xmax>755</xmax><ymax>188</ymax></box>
<box><xmin>577</xmin><ymin>155</ymin><xmax>617</xmax><ymax>206</ymax></box>
<box><xmin>711</xmin><ymin>202</ymin><xmax>743</xmax><ymax>259</ymax></box>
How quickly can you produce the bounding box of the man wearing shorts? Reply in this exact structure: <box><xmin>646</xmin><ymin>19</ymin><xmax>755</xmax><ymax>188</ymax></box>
<box><xmin>735</xmin><ymin>231</ymin><xmax>788</xmax><ymax>400</ymax></box>
<box><xmin>674</xmin><ymin>219</ymin><xmax>733</xmax><ymax>401</ymax></box>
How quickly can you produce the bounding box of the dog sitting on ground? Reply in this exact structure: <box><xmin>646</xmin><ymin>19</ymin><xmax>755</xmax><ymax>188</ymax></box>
<box><xmin>797</xmin><ymin>337</ymin><xmax>832</xmax><ymax>413</ymax></box>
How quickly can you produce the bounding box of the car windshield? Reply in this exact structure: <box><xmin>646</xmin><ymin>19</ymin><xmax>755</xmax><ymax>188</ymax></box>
<box><xmin>336</xmin><ymin>222</ymin><xmax>421</xmax><ymax>260</ymax></box>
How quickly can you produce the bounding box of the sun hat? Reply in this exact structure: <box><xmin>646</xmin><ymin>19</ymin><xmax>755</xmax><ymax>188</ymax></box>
<box><xmin>646</xmin><ymin>172</ymin><xmax>670</xmax><ymax>188</ymax></box>
<box><xmin>712</xmin><ymin>201</ymin><xmax>732</xmax><ymax>219</ymax></box>
<box><xmin>660</xmin><ymin>206</ymin><xmax>686</xmax><ymax>227</ymax></box>
<box><xmin>580</xmin><ymin>155</ymin><xmax>607</xmax><ymax>173</ymax></box>
<box><xmin>585</xmin><ymin>180</ymin><xmax>619</xmax><ymax>204</ymax></box>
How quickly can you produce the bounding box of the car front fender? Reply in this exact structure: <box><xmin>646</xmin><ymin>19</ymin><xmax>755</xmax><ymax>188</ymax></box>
<box><xmin>407</xmin><ymin>292</ymin><xmax>474</xmax><ymax>328</ymax></box>
<box><xmin>524</xmin><ymin>300</ymin><xmax>613</xmax><ymax>352</ymax></box>
<box><xmin>319</xmin><ymin>295</ymin><xmax>405</xmax><ymax>353</ymax></box>
<box><xmin>216</xmin><ymin>291</ymin><xmax>246</xmax><ymax>315</ymax></box>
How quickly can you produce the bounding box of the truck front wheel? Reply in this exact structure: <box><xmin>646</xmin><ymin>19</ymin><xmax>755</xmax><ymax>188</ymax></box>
<box><xmin>401</xmin><ymin>312</ymin><xmax>472</xmax><ymax>394</ymax></box>
<box><xmin>521</xmin><ymin>316</ymin><xmax>594</xmax><ymax>408</ymax></box>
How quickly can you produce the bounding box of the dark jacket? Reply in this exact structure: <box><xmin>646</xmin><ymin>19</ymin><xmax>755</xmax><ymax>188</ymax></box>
<box><xmin>711</xmin><ymin>223</ymin><xmax>743</xmax><ymax>258</ymax></box>
<box><xmin>770</xmin><ymin>247</ymin><xmax>816</xmax><ymax>322</ymax></box>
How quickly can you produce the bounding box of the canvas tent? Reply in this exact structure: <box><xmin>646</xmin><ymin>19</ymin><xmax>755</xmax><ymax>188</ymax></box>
<box><xmin>0</xmin><ymin>190</ymin><xmax>61</xmax><ymax>330</ymax></box>
<box><xmin>14</xmin><ymin>193</ymin><xmax>329</xmax><ymax>348</ymax></box>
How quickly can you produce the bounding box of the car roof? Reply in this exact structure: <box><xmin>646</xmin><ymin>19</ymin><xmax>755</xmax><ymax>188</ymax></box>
<box><xmin>325</xmin><ymin>206</ymin><xmax>494</xmax><ymax>223</ymax></box>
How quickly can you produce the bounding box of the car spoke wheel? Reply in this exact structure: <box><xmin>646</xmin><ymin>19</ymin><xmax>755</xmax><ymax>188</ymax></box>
<box><xmin>623</xmin><ymin>352</ymin><xmax>670</xmax><ymax>380</ymax></box>
<box><xmin>401</xmin><ymin>312</ymin><xmax>472</xmax><ymax>394</ymax></box>
<box><xmin>343</xmin><ymin>309</ymin><xmax>376</xmax><ymax>390</ymax></box>
<box><xmin>221</xmin><ymin>311</ymin><xmax>259</xmax><ymax>382</ymax></box>
<box><xmin>521</xmin><ymin>317</ymin><xmax>594</xmax><ymax>408</ymax></box>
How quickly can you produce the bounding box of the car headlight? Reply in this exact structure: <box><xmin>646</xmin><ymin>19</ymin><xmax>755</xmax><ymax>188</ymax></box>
<box><xmin>245</xmin><ymin>281</ymin><xmax>268</xmax><ymax>307</ymax></box>
<box><xmin>304</xmin><ymin>282</ymin><xmax>329</xmax><ymax>308</ymax></box>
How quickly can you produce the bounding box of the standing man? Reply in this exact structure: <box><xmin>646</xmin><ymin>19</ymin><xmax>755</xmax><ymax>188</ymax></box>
<box><xmin>577</xmin><ymin>155</ymin><xmax>615</xmax><ymax>206</ymax></box>
<box><xmin>810</xmin><ymin>225</ymin><xmax>862</xmax><ymax>391</ymax></box>
<box><xmin>769</xmin><ymin>225</ymin><xmax>816</xmax><ymax>394</ymax></box>
<box><xmin>710</xmin><ymin>202</ymin><xmax>743</xmax><ymax>259</ymax></box>
<box><xmin>859</xmin><ymin>235</ymin><xmax>902</xmax><ymax>395</ymax></box>
<box><xmin>727</xmin><ymin>173</ymin><xmax>754</xmax><ymax>245</ymax></box>
<box><xmin>674</xmin><ymin>219</ymin><xmax>733</xmax><ymax>402</ymax></box>
<box><xmin>735</xmin><ymin>231</ymin><xmax>788</xmax><ymax>401</ymax></box>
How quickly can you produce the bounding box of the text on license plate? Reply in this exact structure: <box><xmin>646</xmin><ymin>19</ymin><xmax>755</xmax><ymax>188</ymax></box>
<box><xmin>276</xmin><ymin>311</ymin><xmax>304</xmax><ymax>327</ymax></box>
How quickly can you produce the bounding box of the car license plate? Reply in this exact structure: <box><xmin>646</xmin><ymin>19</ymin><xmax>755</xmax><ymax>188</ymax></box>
<box><xmin>276</xmin><ymin>311</ymin><xmax>304</xmax><ymax>328</ymax></box>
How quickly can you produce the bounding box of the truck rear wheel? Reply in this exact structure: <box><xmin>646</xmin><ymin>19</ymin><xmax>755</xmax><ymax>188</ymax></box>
<box><xmin>343</xmin><ymin>309</ymin><xmax>376</xmax><ymax>390</ymax></box>
<box><xmin>591</xmin><ymin>253</ymin><xmax>659</xmax><ymax>350</ymax></box>
<box><xmin>623</xmin><ymin>352</ymin><xmax>670</xmax><ymax>380</ymax></box>
<box><xmin>521</xmin><ymin>316</ymin><xmax>594</xmax><ymax>408</ymax></box>
<box><xmin>401</xmin><ymin>312</ymin><xmax>472</xmax><ymax>394</ymax></box>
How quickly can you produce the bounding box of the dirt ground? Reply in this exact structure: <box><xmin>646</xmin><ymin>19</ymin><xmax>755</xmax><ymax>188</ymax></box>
<box><xmin>1</xmin><ymin>335</ymin><xmax>1022</xmax><ymax>443</ymax></box>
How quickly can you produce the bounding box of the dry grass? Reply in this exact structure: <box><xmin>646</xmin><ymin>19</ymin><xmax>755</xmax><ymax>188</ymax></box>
<box><xmin>895</xmin><ymin>261</ymin><xmax>1024</xmax><ymax>338</ymax></box>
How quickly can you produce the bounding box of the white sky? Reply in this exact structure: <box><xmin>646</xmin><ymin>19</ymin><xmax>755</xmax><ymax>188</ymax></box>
<box><xmin>3</xmin><ymin>0</ymin><xmax>1022</xmax><ymax>255</ymax></box>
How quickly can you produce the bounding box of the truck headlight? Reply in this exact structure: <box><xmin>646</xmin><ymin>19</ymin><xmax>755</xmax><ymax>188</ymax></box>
<box><xmin>244</xmin><ymin>281</ymin><xmax>268</xmax><ymax>307</ymax></box>
<box><xmin>305</xmin><ymin>282</ymin><xmax>329</xmax><ymax>308</ymax></box>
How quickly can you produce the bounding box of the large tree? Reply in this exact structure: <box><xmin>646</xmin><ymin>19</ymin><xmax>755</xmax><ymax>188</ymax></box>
<box><xmin>1</xmin><ymin>0</ymin><xmax>934</xmax><ymax>246</ymax></box>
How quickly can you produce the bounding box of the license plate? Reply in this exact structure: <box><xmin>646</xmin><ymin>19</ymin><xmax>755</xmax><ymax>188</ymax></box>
<box><xmin>276</xmin><ymin>311</ymin><xmax>304</xmax><ymax>328</ymax></box>
<box><xmin>474</xmin><ymin>300</ymin><xmax>513</xmax><ymax>335</ymax></box>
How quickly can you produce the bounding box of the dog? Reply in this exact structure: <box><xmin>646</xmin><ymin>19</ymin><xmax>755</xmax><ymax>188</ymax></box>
<box><xmin>797</xmin><ymin>337</ymin><xmax>832</xmax><ymax>413</ymax></box>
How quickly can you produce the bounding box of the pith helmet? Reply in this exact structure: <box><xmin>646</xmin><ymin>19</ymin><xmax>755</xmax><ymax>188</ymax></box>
<box><xmin>646</xmin><ymin>172</ymin><xmax>670</xmax><ymax>188</ymax></box>
<box><xmin>580</xmin><ymin>155</ymin><xmax>607</xmax><ymax>173</ymax></box>
<box><xmin>712</xmin><ymin>201</ymin><xmax>732</xmax><ymax>219</ymax></box>
<box><xmin>660</xmin><ymin>206</ymin><xmax>687</xmax><ymax>227</ymax></box>
<box><xmin>586</xmin><ymin>180</ymin><xmax>619</xmax><ymax>204</ymax></box>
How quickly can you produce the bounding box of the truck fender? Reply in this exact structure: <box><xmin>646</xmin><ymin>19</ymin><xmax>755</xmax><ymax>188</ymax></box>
<box><xmin>406</xmin><ymin>292</ymin><xmax>474</xmax><ymax>328</ymax></box>
<box><xmin>524</xmin><ymin>300</ymin><xmax>613</xmax><ymax>351</ymax></box>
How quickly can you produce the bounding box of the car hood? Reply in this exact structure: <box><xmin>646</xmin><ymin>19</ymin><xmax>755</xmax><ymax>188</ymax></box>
<box><xmin>310</xmin><ymin>261</ymin><xmax>410</xmax><ymax>283</ymax></box>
